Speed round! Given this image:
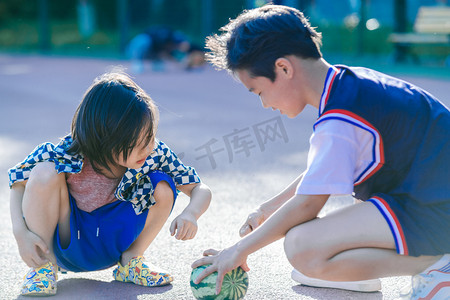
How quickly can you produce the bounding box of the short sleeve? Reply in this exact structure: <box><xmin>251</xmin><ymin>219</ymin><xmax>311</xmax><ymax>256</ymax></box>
<box><xmin>296</xmin><ymin>120</ymin><xmax>363</xmax><ymax>195</ymax></box>
<box><xmin>155</xmin><ymin>140</ymin><xmax>201</xmax><ymax>186</ymax></box>
<box><xmin>8</xmin><ymin>135</ymin><xmax>83</xmax><ymax>187</ymax></box>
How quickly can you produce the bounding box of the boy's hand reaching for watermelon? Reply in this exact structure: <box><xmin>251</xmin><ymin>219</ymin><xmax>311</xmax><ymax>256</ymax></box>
<box><xmin>191</xmin><ymin>246</ymin><xmax>250</xmax><ymax>295</ymax></box>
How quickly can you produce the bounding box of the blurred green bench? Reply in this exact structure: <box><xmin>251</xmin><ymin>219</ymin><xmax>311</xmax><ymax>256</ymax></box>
<box><xmin>389</xmin><ymin>6</ymin><xmax>450</xmax><ymax>62</ymax></box>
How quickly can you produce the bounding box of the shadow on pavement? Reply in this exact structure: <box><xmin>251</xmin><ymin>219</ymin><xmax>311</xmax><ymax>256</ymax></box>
<box><xmin>292</xmin><ymin>284</ymin><xmax>383</xmax><ymax>299</ymax></box>
<box><xmin>13</xmin><ymin>278</ymin><xmax>174</xmax><ymax>300</ymax></box>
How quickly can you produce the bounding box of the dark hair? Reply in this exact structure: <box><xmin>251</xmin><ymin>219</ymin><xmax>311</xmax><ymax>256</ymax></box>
<box><xmin>205</xmin><ymin>4</ymin><xmax>323</xmax><ymax>81</ymax></box>
<box><xmin>68</xmin><ymin>72</ymin><xmax>159</xmax><ymax>173</ymax></box>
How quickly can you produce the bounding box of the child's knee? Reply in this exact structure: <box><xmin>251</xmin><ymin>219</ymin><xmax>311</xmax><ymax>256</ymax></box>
<box><xmin>27</xmin><ymin>162</ymin><xmax>64</xmax><ymax>191</ymax></box>
<box><xmin>285</xmin><ymin>227</ymin><xmax>305</xmax><ymax>261</ymax></box>
<box><xmin>284</xmin><ymin>226</ymin><xmax>322</xmax><ymax>277</ymax></box>
<box><xmin>153</xmin><ymin>180</ymin><xmax>175</xmax><ymax>208</ymax></box>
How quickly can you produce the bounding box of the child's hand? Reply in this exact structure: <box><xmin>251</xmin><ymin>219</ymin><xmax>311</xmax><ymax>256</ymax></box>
<box><xmin>239</xmin><ymin>207</ymin><xmax>267</xmax><ymax>237</ymax></box>
<box><xmin>16</xmin><ymin>229</ymin><xmax>50</xmax><ymax>268</ymax></box>
<box><xmin>170</xmin><ymin>211</ymin><xmax>198</xmax><ymax>240</ymax></box>
<box><xmin>191</xmin><ymin>246</ymin><xmax>250</xmax><ymax>295</ymax></box>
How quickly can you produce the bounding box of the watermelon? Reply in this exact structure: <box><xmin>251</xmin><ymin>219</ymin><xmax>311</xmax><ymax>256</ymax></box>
<box><xmin>190</xmin><ymin>264</ymin><xmax>249</xmax><ymax>300</ymax></box>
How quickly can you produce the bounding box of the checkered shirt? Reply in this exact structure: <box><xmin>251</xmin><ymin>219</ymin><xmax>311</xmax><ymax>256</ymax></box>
<box><xmin>8</xmin><ymin>135</ymin><xmax>201</xmax><ymax>214</ymax></box>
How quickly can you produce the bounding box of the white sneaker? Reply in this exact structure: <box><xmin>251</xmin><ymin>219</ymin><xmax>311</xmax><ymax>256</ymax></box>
<box><xmin>291</xmin><ymin>269</ymin><xmax>381</xmax><ymax>292</ymax></box>
<box><xmin>401</xmin><ymin>254</ymin><xmax>450</xmax><ymax>300</ymax></box>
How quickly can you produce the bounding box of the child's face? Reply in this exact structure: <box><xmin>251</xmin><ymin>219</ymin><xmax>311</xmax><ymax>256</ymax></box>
<box><xmin>117</xmin><ymin>135</ymin><xmax>156</xmax><ymax>170</ymax></box>
<box><xmin>236</xmin><ymin>67</ymin><xmax>306</xmax><ymax>118</ymax></box>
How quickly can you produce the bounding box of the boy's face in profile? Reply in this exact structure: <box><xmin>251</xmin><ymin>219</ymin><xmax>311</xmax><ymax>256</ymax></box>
<box><xmin>236</xmin><ymin>61</ymin><xmax>307</xmax><ymax>118</ymax></box>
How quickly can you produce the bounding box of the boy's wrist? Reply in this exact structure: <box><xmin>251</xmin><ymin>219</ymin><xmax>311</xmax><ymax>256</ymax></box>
<box><xmin>234</xmin><ymin>239</ymin><xmax>250</xmax><ymax>257</ymax></box>
<box><xmin>236</xmin><ymin>233</ymin><xmax>263</xmax><ymax>259</ymax></box>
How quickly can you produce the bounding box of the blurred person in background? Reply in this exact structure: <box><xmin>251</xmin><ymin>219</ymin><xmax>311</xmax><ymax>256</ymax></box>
<box><xmin>127</xmin><ymin>26</ymin><xmax>206</xmax><ymax>73</ymax></box>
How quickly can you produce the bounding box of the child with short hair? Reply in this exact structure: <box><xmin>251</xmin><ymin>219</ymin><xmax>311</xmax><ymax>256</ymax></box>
<box><xmin>9</xmin><ymin>72</ymin><xmax>211</xmax><ymax>296</ymax></box>
<box><xmin>192</xmin><ymin>5</ymin><xmax>450</xmax><ymax>299</ymax></box>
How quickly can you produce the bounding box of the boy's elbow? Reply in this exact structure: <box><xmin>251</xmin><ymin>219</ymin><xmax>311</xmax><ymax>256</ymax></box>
<box><xmin>294</xmin><ymin>194</ymin><xmax>329</xmax><ymax>219</ymax></box>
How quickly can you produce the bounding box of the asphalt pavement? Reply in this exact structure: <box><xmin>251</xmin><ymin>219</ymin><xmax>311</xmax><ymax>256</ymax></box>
<box><xmin>0</xmin><ymin>54</ymin><xmax>449</xmax><ymax>300</ymax></box>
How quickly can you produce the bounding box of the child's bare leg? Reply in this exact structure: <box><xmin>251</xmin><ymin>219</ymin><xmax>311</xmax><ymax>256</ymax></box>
<box><xmin>120</xmin><ymin>180</ymin><xmax>174</xmax><ymax>265</ymax></box>
<box><xmin>284</xmin><ymin>202</ymin><xmax>441</xmax><ymax>281</ymax></box>
<box><xmin>22</xmin><ymin>162</ymin><xmax>71</xmax><ymax>265</ymax></box>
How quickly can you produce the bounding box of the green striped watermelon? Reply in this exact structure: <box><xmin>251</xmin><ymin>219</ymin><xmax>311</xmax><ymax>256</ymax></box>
<box><xmin>190</xmin><ymin>264</ymin><xmax>249</xmax><ymax>300</ymax></box>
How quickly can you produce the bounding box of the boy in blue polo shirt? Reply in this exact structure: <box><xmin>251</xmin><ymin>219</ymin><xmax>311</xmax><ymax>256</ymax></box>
<box><xmin>192</xmin><ymin>5</ymin><xmax>450</xmax><ymax>299</ymax></box>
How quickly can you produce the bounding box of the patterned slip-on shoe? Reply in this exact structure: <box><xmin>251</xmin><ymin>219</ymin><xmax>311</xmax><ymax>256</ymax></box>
<box><xmin>113</xmin><ymin>256</ymin><xmax>173</xmax><ymax>287</ymax></box>
<box><xmin>21</xmin><ymin>262</ymin><xmax>58</xmax><ymax>296</ymax></box>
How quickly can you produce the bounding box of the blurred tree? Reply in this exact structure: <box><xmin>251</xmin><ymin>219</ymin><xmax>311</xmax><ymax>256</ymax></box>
<box><xmin>202</xmin><ymin>0</ymin><xmax>213</xmax><ymax>37</ymax></box>
<box><xmin>117</xmin><ymin>0</ymin><xmax>129</xmax><ymax>55</ymax></box>
<box><xmin>95</xmin><ymin>0</ymin><xmax>118</xmax><ymax>28</ymax></box>
<box><xmin>357</xmin><ymin>0</ymin><xmax>367</xmax><ymax>54</ymax></box>
<box><xmin>49</xmin><ymin>0</ymin><xmax>77</xmax><ymax>19</ymax></box>
<box><xmin>39</xmin><ymin>0</ymin><xmax>50</xmax><ymax>52</ymax></box>
<box><xmin>77</xmin><ymin>0</ymin><xmax>96</xmax><ymax>39</ymax></box>
<box><xmin>393</xmin><ymin>0</ymin><xmax>408</xmax><ymax>62</ymax></box>
<box><xmin>0</xmin><ymin>0</ymin><xmax>37</xmax><ymax>24</ymax></box>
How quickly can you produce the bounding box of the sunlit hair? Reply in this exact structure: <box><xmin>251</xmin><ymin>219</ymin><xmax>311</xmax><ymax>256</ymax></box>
<box><xmin>205</xmin><ymin>4</ymin><xmax>322</xmax><ymax>81</ymax></box>
<box><xmin>68</xmin><ymin>72</ymin><xmax>159</xmax><ymax>173</ymax></box>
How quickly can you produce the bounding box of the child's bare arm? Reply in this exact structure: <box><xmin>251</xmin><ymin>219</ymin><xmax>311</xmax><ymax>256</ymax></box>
<box><xmin>10</xmin><ymin>181</ymin><xmax>27</xmax><ymax>236</ymax></box>
<box><xmin>239</xmin><ymin>172</ymin><xmax>304</xmax><ymax>237</ymax></box>
<box><xmin>10</xmin><ymin>181</ymin><xmax>50</xmax><ymax>267</ymax></box>
<box><xmin>192</xmin><ymin>193</ymin><xmax>329</xmax><ymax>294</ymax></box>
<box><xmin>169</xmin><ymin>182</ymin><xmax>212</xmax><ymax>240</ymax></box>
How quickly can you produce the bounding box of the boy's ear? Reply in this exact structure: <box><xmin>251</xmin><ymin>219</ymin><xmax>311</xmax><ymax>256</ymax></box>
<box><xmin>275</xmin><ymin>57</ymin><xmax>293</xmax><ymax>79</ymax></box>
